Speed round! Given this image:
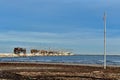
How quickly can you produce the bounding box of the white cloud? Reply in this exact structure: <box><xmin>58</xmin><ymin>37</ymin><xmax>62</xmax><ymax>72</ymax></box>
<box><xmin>0</xmin><ymin>29</ymin><xmax>120</xmax><ymax>54</ymax></box>
<box><xmin>0</xmin><ymin>29</ymin><xmax>119</xmax><ymax>43</ymax></box>
<box><xmin>0</xmin><ymin>29</ymin><xmax>104</xmax><ymax>44</ymax></box>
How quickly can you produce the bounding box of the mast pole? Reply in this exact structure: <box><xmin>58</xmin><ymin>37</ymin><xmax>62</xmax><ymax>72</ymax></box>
<box><xmin>104</xmin><ymin>12</ymin><xmax>107</xmax><ymax>69</ymax></box>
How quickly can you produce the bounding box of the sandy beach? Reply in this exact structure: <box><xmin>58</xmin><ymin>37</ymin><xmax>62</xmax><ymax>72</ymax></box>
<box><xmin>0</xmin><ymin>62</ymin><xmax>120</xmax><ymax>80</ymax></box>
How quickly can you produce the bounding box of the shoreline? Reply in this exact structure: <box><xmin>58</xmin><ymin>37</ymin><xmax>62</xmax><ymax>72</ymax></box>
<box><xmin>0</xmin><ymin>54</ymin><xmax>120</xmax><ymax>67</ymax></box>
<box><xmin>0</xmin><ymin>53</ymin><xmax>73</xmax><ymax>57</ymax></box>
<box><xmin>0</xmin><ymin>62</ymin><xmax>120</xmax><ymax>67</ymax></box>
<box><xmin>0</xmin><ymin>53</ymin><xmax>120</xmax><ymax>57</ymax></box>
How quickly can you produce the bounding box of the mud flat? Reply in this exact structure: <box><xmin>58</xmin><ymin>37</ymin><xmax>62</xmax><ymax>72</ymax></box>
<box><xmin>0</xmin><ymin>62</ymin><xmax>120</xmax><ymax>80</ymax></box>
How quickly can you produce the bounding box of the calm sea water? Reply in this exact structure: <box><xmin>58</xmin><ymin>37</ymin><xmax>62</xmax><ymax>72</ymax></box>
<box><xmin>0</xmin><ymin>55</ymin><xmax>120</xmax><ymax>66</ymax></box>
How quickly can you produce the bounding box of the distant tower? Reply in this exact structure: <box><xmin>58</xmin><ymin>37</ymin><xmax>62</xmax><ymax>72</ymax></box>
<box><xmin>103</xmin><ymin>12</ymin><xmax>107</xmax><ymax>69</ymax></box>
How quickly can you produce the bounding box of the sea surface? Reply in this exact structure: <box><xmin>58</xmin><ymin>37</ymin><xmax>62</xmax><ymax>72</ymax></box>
<box><xmin>0</xmin><ymin>55</ymin><xmax>120</xmax><ymax>66</ymax></box>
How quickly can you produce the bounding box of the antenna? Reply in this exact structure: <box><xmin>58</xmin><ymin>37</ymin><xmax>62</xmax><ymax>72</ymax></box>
<box><xmin>104</xmin><ymin>12</ymin><xmax>107</xmax><ymax>69</ymax></box>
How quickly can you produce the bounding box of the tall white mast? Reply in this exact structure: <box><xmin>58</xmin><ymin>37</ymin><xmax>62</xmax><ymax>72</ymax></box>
<box><xmin>104</xmin><ymin>12</ymin><xmax>107</xmax><ymax>69</ymax></box>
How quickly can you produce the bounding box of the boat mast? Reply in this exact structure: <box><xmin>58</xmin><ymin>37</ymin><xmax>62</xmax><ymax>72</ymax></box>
<box><xmin>104</xmin><ymin>12</ymin><xmax>107</xmax><ymax>69</ymax></box>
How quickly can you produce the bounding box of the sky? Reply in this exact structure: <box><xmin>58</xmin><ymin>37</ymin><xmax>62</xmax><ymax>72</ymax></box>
<box><xmin>0</xmin><ymin>0</ymin><xmax>120</xmax><ymax>55</ymax></box>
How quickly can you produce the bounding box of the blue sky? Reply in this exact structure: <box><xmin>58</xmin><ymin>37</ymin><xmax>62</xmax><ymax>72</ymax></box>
<box><xmin>0</xmin><ymin>0</ymin><xmax>120</xmax><ymax>55</ymax></box>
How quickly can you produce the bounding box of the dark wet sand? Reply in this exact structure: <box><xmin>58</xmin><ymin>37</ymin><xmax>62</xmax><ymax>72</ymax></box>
<box><xmin>0</xmin><ymin>62</ymin><xmax>120</xmax><ymax>80</ymax></box>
